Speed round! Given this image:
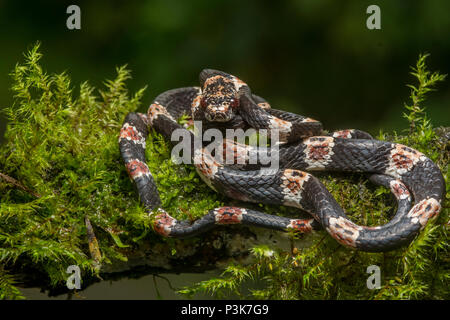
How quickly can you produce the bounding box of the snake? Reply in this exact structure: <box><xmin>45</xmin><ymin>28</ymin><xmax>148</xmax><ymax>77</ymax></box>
<box><xmin>119</xmin><ymin>69</ymin><xmax>445</xmax><ymax>252</ymax></box>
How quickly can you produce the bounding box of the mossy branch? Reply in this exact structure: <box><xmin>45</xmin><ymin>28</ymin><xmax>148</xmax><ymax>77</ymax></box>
<box><xmin>0</xmin><ymin>46</ymin><xmax>448</xmax><ymax>300</ymax></box>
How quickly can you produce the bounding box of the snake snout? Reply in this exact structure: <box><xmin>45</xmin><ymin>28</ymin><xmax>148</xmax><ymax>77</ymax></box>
<box><xmin>205</xmin><ymin>106</ymin><xmax>233</xmax><ymax>122</ymax></box>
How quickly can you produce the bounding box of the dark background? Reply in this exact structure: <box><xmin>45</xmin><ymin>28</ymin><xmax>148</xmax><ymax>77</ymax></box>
<box><xmin>0</xmin><ymin>0</ymin><xmax>449</xmax><ymax>139</ymax></box>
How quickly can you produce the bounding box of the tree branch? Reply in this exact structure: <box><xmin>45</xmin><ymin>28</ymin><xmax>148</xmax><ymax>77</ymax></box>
<box><xmin>0</xmin><ymin>172</ymin><xmax>41</xmax><ymax>198</ymax></box>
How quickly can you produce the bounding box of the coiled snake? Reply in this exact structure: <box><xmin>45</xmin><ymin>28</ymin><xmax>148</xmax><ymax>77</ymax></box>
<box><xmin>119</xmin><ymin>69</ymin><xmax>445</xmax><ymax>252</ymax></box>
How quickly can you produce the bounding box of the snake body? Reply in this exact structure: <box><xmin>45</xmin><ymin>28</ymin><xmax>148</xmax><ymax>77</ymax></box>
<box><xmin>119</xmin><ymin>69</ymin><xmax>445</xmax><ymax>252</ymax></box>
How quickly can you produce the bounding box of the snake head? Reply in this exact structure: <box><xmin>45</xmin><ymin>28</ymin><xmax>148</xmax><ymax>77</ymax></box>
<box><xmin>198</xmin><ymin>69</ymin><xmax>247</xmax><ymax>123</ymax></box>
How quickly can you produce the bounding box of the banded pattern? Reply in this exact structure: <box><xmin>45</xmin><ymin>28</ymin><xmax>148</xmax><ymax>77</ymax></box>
<box><xmin>119</xmin><ymin>69</ymin><xmax>445</xmax><ymax>252</ymax></box>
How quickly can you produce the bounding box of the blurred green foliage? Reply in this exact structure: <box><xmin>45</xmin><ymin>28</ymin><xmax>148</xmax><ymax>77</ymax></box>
<box><xmin>0</xmin><ymin>0</ymin><xmax>449</xmax><ymax>141</ymax></box>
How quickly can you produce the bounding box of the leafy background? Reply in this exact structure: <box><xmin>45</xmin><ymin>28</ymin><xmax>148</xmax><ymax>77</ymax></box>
<box><xmin>0</xmin><ymin>0</ymin><xmax>449</xmax><ymax>137</ymax></box>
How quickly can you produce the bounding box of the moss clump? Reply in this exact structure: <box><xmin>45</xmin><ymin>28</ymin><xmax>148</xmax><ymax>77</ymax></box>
<box><xmin>0</xmin><ymin>46</ymin><xmax>448</xmax><ymax>300</ymax></box>
<box><xmin>0</xmin><ymin>43</ymin><xmax>222</xmax><ymax>299</ymax></box>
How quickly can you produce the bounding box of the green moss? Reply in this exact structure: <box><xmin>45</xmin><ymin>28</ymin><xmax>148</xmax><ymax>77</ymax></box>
<box><xmin>145</xmin><ymin>130</ymin><xmax>224</xmax><ymax>221</ymax></box>
<box><xmin>0</xmin><ymin>43</ymin><xmax>223</xmax><ymax>299</ymax></box>
<box><xmin>0</xmin><ymin>46</ymin><xmax>448</xmax><ymax>300</ymax></box>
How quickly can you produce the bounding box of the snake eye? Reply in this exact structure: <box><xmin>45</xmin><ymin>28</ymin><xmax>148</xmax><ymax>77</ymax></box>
<box><xmin>200</xmin><ymin>97</ymin><xmax>208</xmax><ymax>108</ymax></box>
<box><xmin>230</xmin><ymin>98</ymin><xmax>239</xmax><ymax>109</ymax></box>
